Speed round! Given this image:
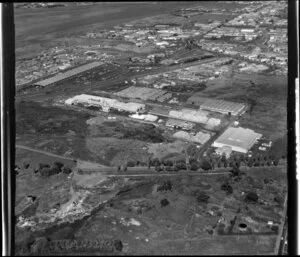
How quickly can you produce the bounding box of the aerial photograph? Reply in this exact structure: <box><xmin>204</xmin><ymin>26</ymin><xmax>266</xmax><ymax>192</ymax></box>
<box><xmin>14</xmin><ymin>1</ymin><xmax>288</xmax><ymax>255</ymax></box>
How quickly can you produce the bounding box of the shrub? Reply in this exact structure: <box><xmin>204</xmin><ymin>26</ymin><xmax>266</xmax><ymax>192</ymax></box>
<box><xmin>160</xmin><ymin>199</ymin><xmax>169</xmax><ymax>207</ymax></box>
<box><xmin>152</xmin><ymin>158</ymin><xmax>161</xmax><ymax>166</ymax></box>
<box><xmin>175</xmin><ymin>162</ymin><xmax>186</xmax><ymax>170</ymax></box>
<box><xmin>246</xmin><ymin>192</ymin><xmax>258</xmax><ymax>203</ymax></box>
<box><xmin>274</xmin><ymin>195</ymin><xmax>284</xmax><ymax>205</ymax></box>
<box><xmin>196</xmin><ymin>192</ymin><xmax>210</xmax><ymax>203</ymax></box>
<box><xmin>190</xmin><ymin>163</ymin><xmax>199</xmax><ymax>171</ymax></box>
<box><xmin>220</xmin><ymin>183</ymin><xmax>233</xmax><ymax>195</ymax></box>
<box><xmin>165</xmin><ymin>166</ymin><xmax>173</xmax><ymax>172</ymax></box>
<box><xmin>189</xmin><ymin>157</ymin><xmax>198</xmax><ymax>164</ymax></box>
<box><xmin>39</xmin><ymin>163</ymin><xmax>50</xmax><ymax>169</ymax></box>
<box><xmin>62</xmin><ymin>166</ymin><xmax>72</xmax><ymax>174</ymax></box>
<box><xmin>23</xmin><ymin>162</ymin><xmax>30</xmax><ymax>169</ymax></box>
<box><xmin>201</xmin><ymin>160</ymin><xmax>211</xmax><ymax>170</ymax></box>
<box><xmin>127</xmin><ymin>161</ymin><xmax>136</xmax><ymax>167</ymax></box>
<box><xmin>53</xmin><ymin>161</ymin><xmax>64</xmax><ymax>169</ymax></box>
<box><xmin>50</xmin><ymin>164</ymin><xmax>61</xmax><ymax>174</ymax></box>
<box><xmin>113</xmin><ymin>240</ymin><xmax>123</xmax><ymax>252</ymax></box>
<box><xmin>157</xmin><ymin>180</ymin><xmax>172</xmax><ymax>191</ymax></box>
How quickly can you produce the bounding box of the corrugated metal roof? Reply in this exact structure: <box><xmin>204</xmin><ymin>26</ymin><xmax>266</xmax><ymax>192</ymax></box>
<box><xmin>200</xmin><ymin>99</ymin><xmax>245</xmax><ymax>115</ymax></box>
<box><xmin>213</xmin><ymin>127</ymin><xmax>262</xmax><ymax>152</ymax></box>
<box><xmin>33</xmin><ymin>61</ymin><xmax>103</xmax><ymax>87</ymax></box>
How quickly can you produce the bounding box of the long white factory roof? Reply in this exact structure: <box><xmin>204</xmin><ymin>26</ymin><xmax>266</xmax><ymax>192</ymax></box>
<box><xmin>33</xmin><ymin>61</ymin><xmax>103</xmax><ymax>87</ymax></box>
<box><xmin>213</xmin><ymin>126</ymin><xmax>262</xmax><ymax>153</ymax></box>
<box><xmin>65</xmin><ymin>94</ymin><xmax>145</xmax><ymax>113</ymax></box>
<box><xmin>200</xmin><ymin>99</ymin><xmax>245</xmax><ymax>115</ymax></box>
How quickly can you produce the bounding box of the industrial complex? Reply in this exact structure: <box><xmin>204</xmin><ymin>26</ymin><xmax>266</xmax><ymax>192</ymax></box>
<box><xmin>14</xmin><ymin>1</ymin><xmax>288</xmax><ymax>256</ymax></box>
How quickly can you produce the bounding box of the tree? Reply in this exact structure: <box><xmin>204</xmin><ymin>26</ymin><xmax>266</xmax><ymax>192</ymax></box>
<box><xmin>113</xmin><ymin>240</ymin><xmax>123</xmax><ymax>252</ymax></box>
<box><xmin>127</xmin><ymin>160</ymin><xmax>136</xmax><ymax>167</ymax></box>
<box><xmin>217</xmin><ymin>161</ymin><xmax>222</xmax><ymax>168</ymax></box>
<box><xmin>155</xmin><ymin>165</ymin><xmax>162</xmax><ymax>172</ymax></box>
<box><xmin>274</xmin><ymin>195</ymin><xmax>283</xmax><ymax>205</ymax></box>
<box><xmin>23</xmin><ymin>162</ymin><xmax>30</xmax><ymax>169</ymax></box>
<box><xmin>53</xmin><ymin>161</ymin><xmax>64</xmax><ymax>169</ymax></box>
<box><xmin>190</xmin><ymin>163</ymin><xmax>199</xmax><ymax>171</ymax></box>
<box><xmin>160</xmin><ymin>199</ymin><xmax>170</xmax><ymax>207</ymax></box>
<box><xmin>224</xmin><ymin>161</ymin><xmax>228</xmax><ymax>168</ymax></box>
<box><xmin>197</xmin><ymin>192</ymin><xmax>210</xmax><ymax>203</ymax></box>
<box><xmin>221</xmin><ymin>183</ymin><xmax>233</xmax><ymax>195</ymax></box>
<box><xmin>152</xmin><ymin>158</ymin><xmax>161</xmax><ymax>166</ymax></box>
<box><xmin>240</xmin><ymin>155</ymin><xmax>245</xmax><ymax>162</ymax></box>
<box><xmin>62</xmin><ymin>166</ymin><xmax>72</xmax><ymax>174</ymax></box>
<box><xmin>246</xmin><ymin>192</ymin><xmax>258</xmax><ymax>203</ymax></box>
<box><xmin>157</xmin><ymin>180</ymin><xmax>172</xmax><ymax>191</ymax></box>
<box><xmin>248</xmin><ymin>161</ymin><xmax>253</xmax><ymax>167</ymax></box>
<box><xmin>201</xmin><ymin>160</ymin><xmax>212</xmax><ymax>171</ymax></box>
<box><xmin>50</xmin><ymin>164</ymin><xmax>61</xmax><ymax>174</ymax></box>
<box><xmin>165</xmin><ymin>160</ymin><xmax>173</xmax><ymax>166</ymax></box>
<box><xmin>39</xmin><ymin>163</ymin><xmax>50</xmax><ymax>170</ymax></box>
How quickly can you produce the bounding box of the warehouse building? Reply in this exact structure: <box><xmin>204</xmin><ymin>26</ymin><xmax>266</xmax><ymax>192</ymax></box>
<box><xmin>169</xmin><ymin>108</ymin><xmax>209</xmax><ymax>124</ymax></box>
<box><xmin>65</xmin><ymin>94</ymin><xmax>145</xmax><ymax>113</ymax></box>
<box><xmin>173</xmin><ymin>130</ymin><xmax>211</xmax><ymax>144</ymax></box>
<box><xmin>33</xmin><ymin>61</ymin><xmax>103</xmax><ymax>87</ymax></box>
<box><xmin>199</xmin><ymin>99</ymin><xmax>246</xmax><ymax>116</ymax></box>
<box><xmin>212</xmin><ymin>126</ymin><xmax>262</xmax><ymax>153</ymax></box>
<box><xmin>166</xmin><ymin>118</ymin><xmax>195</xmax><ymax>130</ymax></box>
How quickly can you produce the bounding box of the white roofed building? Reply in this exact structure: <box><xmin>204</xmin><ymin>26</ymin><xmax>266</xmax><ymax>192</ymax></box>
<box><xmin>212</xmin><ymin>126</ymin><xmax>262</xmax><ymax>153</ymax></box>
<box><xmin>65</xmin><ymin>94</ymin><xmax>145</xmax><ymax>113</ymax></box>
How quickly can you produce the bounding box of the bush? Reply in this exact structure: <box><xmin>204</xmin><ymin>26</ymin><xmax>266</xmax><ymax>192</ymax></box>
<box><xmin>152</xmin><ymin>158</ymin><xmax>161</xmax><ymax>166</ymax></box>
<box><xmin>39</xmin><ymin>163</ymin><xmax>50</xmax><ymax>169</ymax></box>
<box><xmin>246</xmin><ymin>192</ymin><xmax>258</xmax><ymax>203</ymax></box>
<box><xmin>53</xmin><ymin>161</ymin><xmax>64</xmax><ymax>169</ymax></box>
<box><xmin>50</xmin><ymin>164</ymin><xmax>61</xmax><ymax>174</ymax></box>
<box><xmin>113</xmin><ymin>240</ymin><xmax>123</xmax><ymax>252</ymax></box>
<box><xmin>274</xmin><ymin>195</ymin><xmax>284</xmax><ymax>205</ymax></box>
<box><xmin>201</xmin><ymin>160</ymin><xmax>211</xmax><ymax>170</ymax></box>
<box><xmin>157</xmin><ymin>180</ymin><xmax>172</xmax><ymax>191</ymax></box>
<box><xmin>165</xmin><ymin>166</ymin><xmax>173</xmax><ymax>172</ymax></box>
<box><xmin>155</xmin><ymin>165</ymin><xmax>163</xmax><ymax>172</ymax></box>
<box><xmin>196</xmin><ymin>192</ymin><xmax>210</xmax><ymax>203</ymax></box>
<box><xmin>175</xmin><ymin>162</ymin><xmax>186</xmax><ymax>170</ymax></box>
<box><xmin>160</xmin><ymin>199</ymin><xmax>169</xmax><ymax>207</ymax></box>
<box><xmin>221</xmin><ymin>183</ymin><xmax>233</xmax><ymax>195</ymax></box>
<box><xmin>190</xmin><ymin>163</ymin><xmax>199</xmax><ymax>171</ymax></box>
<box><xmin>62</xmin><ymin>166</ymin><xmax>72</xmax><ymax>174</ymax></box>
<box><xmin>165</xmin><ymin>160</ymin><xmax>173</xmax><ymax>167</ymax></box>
<box><xmin>23</xmin><ymin>162</ymin><xmax>30</xmax><ymax>169</ymax></box>
<box><xmin>127</xmin><ymin>161</ymin><xmax>136</xmax><ymax>167</ymax></box>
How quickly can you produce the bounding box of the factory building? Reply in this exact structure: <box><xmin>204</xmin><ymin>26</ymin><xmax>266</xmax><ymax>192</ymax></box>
<box><xmin>212</xmin><ymin>126</ymin><xmax>262</xmax><ymax>153</ymax></box>
<box><xmin>199</xmin><ymin>99</ymin><xmax>246</xmax><ymax>116</ymax></box>
<box><xmin>33</xmin><ymin>61</ymin><xmax>103</xmax><ymax>87</ymax></box>
<box><xmin>173</xmin><ymin>130</ymin><xmax>211</xmax><ymax>144</ymax></box>
<box><xmin>169</xmin><ymin>108</ymin><xmax>210</xmax><ymax>124</ymax></box>
<box><xmin>165</xmin><ymin>118</ymin><xmax>195</xmax><ymax>130</ymax></box>
<box><xmin>65</xmin><ymin>94</ymin><xmax>145</xmax><ymax>113</ymax></box>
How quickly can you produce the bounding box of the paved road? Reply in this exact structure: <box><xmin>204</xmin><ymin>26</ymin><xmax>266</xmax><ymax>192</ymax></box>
<box><xmin>274</xmin><ymin>193</ymin><xmax>288</xmax><ymax>255</ymax></box>
<box><xmin>106</xmin><ymin>171</ymin><xmax>230</xmax><ymax>177</ymax></box>
<box><xmin>15</xmin><ymin>144</ymin><xmax>108</xmax><ymax>168</ymax></box>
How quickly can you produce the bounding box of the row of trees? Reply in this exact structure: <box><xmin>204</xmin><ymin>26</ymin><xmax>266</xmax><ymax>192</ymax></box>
<box><xmin>35</xmin><ymin>161</ymin><xmax>72</xmax><ymax>177</ymax></box>
<box><xmin>31</xmin><ymin>237</ymin><xmax>123</xmax><ymax>254</ymax></box>
<box><xmin>121</xmin><ymin>152</ymin><xmax>282</xmax><ymax>173</ymax></box>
